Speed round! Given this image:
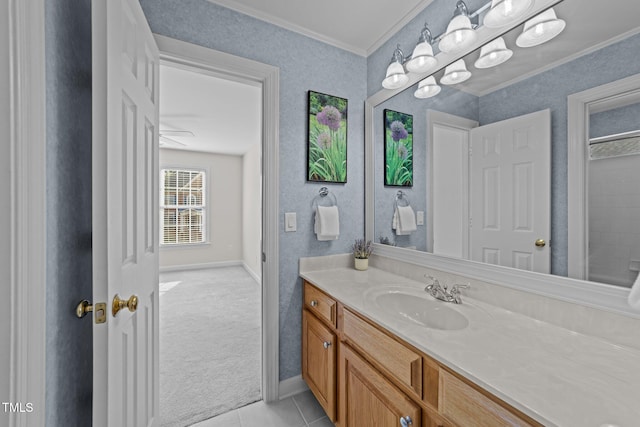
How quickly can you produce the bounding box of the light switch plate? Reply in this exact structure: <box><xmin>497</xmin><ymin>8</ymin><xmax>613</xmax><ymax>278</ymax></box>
<box><xmin>416</xmin><ymin>211</ymin><xmax>424</xmax><ymax>226</ymax></box>
<box><xmin>285</xmin><ymin>212</ymin><xmax>297</xmax><ymax>232</ymax></box>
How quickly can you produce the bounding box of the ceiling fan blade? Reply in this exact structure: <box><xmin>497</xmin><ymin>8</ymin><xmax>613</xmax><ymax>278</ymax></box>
<box><xmin>159</xmin><ymin>135</ymin><xmax>187</xmax><ymax>147</ymax></box>
<box><xmin>159</xmin><ymin>130</ymin><xmax>195</xmax><ymax>137</ymax></box>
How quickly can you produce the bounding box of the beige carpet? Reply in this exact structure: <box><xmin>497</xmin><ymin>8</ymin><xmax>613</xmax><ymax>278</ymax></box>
<box><xmin>159</xmin><ymin>267</ymin><xmax>261</xmax><ymax>426</ymax></box>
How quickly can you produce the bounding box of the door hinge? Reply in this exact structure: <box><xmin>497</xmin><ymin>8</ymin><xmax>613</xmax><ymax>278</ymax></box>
<box><xmin>262</xmin><ymin>252</ymin><xmax>266</xmax><ymax>262</ymax></box>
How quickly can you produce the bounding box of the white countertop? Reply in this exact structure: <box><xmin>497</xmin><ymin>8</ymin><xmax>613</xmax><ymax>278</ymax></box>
<box><xmin>300</xmin><ymin>267</ymin><xmax>640</xmax><ymax>427</ymax></box>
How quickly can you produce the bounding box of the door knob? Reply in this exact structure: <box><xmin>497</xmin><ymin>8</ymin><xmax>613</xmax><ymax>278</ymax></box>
<box><xmin>112</xmin><ymin>294</ymin><xmax>138</xmax><ymax>317</ymax></box>
<box><xmin>535</xmin><ymin>239</ymin><xmax>546</xmax><ymax>247</ymax></box>
<box><xmin>400</xmin><ymin>415</ymin><xmax>413</xmax><ymax>426</ymax></box>
<box><xmin>323</xmin><ymin>341</ymin><xmax>332</xmax><ymax>349</ymax></box>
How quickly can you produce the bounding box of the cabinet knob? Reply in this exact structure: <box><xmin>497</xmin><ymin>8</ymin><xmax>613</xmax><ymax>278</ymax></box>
<box><xmin>400</xmin><ymin>416</ymin><xmax>413</xmax><ymax>427</ymax></box>
<box><xmin>323</xmin><ymin>341</ymin><xmax>332</xmax><ymax>349</ymax></box>
<box><xmin>310</xmin><ymin>300</ymin><xmax>318</xmax><ymax>307</ymax></box>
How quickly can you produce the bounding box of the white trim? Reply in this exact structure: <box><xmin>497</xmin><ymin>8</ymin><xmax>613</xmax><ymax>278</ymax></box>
<box><xmin>242</xmin><ymin>262</ymin><xmax>261</xmax><ymax>284</ymax></box>
<box><xmin>426</xmin><ymin>110</ymin><xmax>478</xmax><ymax>255</ymax></box>
<box><xmin>278</xmin><ymin>375</ymin><xmax>309</xmax><ymax>400</ymax></box>
<box><xmin>204</xmin><ymin>0</ymin><xmax>367</xmax><ymax>56</ymax></box>
<box><xmin>365</xmin><ymin>0</ymin><xmax>435</xmax><ymax>56</ymax></box>
<box><xmin>8</xmin><ymin>0</ymin><xmax>47</xmax><ymax>426</ymax></box>
<box><xmin>567</xmin><ymin>73</ymin><xmax>640</xmax><ymax>282</ymax></box>
<box><xmin>155</xmin><ymin>34</ymin><xmax>281</xmax><ymax>402</ymax></box>
<box><xmin>159</xmin><ymin>260</ymin><xmax>242</xmax><ymax>273</ymax></box>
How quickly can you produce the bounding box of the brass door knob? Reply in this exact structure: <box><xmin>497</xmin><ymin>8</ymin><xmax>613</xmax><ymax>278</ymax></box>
<box><xmin>112</xmin><ymin>294</ymin><xmax>138</xmax><ymax>317</ymax></box>
<box><xmin>535</xmin><ymin>239</ymin><xmax>546</xmax><ymax>247</ymax></box>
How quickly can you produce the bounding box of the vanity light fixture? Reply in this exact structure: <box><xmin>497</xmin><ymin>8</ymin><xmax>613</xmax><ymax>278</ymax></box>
<box><xmin>382</xmin><ymin>45</ymin><xmax>409</xmax><ymax>89</ymax></box>
<box><xmin>439</xmin><ymin>1</ymin><xmax>478</xmax><ymax>54</ymax></box>
<box><xmin>440</xmin><ymin>59</ymin><xmax>472</xmax><ymax>85</ymax></box>
<box><xmin>414</xmin><ymin>76</ymin><xmax>441</xmax><ymax>99</ymax></box>
<box><xmin>516</xmin><ymin>8</ymin><xmax>566</xmax><ymax>48</ymax></box>
<box><xmin>474</xmin><ymin>37</ymin><xmax>513</xmax><ymax>68</ymax></box>
<box><xmin>406</xmin><ymin>25</ymin><xmax>438</xmax><ymax>73</ymax></box>
<box><xmin>483</xmin><ymin>0</ymin><xmax>533</xmax><ymax>28</ymax></box>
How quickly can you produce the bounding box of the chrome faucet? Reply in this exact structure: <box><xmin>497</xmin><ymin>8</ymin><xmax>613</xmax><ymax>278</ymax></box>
<box><xmin>424</xmin><ymin>275</ymin><xmax>470</xmax><ymax>304</ymax></box>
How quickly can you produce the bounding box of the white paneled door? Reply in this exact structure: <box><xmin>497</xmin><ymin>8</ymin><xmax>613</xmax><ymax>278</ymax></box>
<box><xmin>92</xmin><ymin>0</ymin><xmax>160</xmax><ymax>425</ymax></box>
<box><xmin>470</xmin><ymin>109</ymin><xmax>551</xmax><ymax>273</ymax></box>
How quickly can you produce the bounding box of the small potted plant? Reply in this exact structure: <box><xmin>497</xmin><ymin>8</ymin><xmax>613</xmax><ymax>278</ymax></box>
<box><xmin>352</xmin><ymin>238</ymin><xmax>373</xmax><ymax>271</ymax></box>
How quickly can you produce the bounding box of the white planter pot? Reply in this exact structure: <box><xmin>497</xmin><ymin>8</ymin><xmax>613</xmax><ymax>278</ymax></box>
<box><xmin>354</xmin><ymin>258</ymin><xmax>369</xmax><ymax>271</ymax></box>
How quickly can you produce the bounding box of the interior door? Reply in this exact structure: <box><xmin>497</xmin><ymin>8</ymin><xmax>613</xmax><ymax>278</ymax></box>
<box><xmin>470</xmin><ymin>109</ymin><xmax>551</xmax><ymax>273</ymax></box>
<box><xmin>92</xmin><ymin>0</ymin><xmax>160</xmax><ymax>425</ymax></box>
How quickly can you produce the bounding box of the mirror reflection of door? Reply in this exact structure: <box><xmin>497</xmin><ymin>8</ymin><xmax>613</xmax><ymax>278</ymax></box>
<box><xmin>588</xmin><ymin>102</ymin><xmax>640</xmax><ymax>287</ymax></box>
<box><xmin>431</xmin><ymin>109</ymin><xmax>551</xmax><ymax>274</ymax></box>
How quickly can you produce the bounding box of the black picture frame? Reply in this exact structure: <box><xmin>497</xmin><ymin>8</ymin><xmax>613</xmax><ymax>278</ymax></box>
<box><xmin>383</xmin><ymin>109</ymin><xmax>413</xmax><ymax>187</ymax></box>
<box><xmin>307</xmin><ymin>90</ymin><xmax>348</xmax><ymax>183</ymax></box>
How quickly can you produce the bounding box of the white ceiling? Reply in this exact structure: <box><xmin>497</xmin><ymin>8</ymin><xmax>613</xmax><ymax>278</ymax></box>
<box><xmin>206</xmin><ymin>0</ymin><xmax>431</xmax><ymax>56</ymax></box>
<box><xmin>159</xmin><ymin>64</ymin><xmax>261</xmax><ymax>155</ymax></box>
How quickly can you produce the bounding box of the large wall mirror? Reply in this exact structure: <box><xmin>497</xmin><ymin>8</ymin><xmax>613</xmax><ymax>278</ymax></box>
<box><xmin>365</xmin><ymin>0</ymin><xmax>640</xmax><ymax>315</ymax></box>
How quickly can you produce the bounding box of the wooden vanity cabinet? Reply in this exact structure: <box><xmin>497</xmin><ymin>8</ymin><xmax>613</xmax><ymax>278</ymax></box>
<box><xmin>302</xmin><ymin>280</ymin><xmax>543</xmax><ymax>427</ymax></box>
<box><xmin>302</xmin><ymin>309</ymin><xmax>336</xmax><ymax>421</ymax></box>
<box><xmin>339</xmin><ymin>343</ymin><xmax>421</xmax><ymax>427</ymax></box>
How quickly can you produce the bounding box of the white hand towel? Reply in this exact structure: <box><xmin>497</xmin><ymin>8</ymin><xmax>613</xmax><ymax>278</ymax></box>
<box><xmin>392</xmin><ymin>210</ymin><xmax>398</xmax><ymax>230</ymax></box>
<box><xmin>628</xmin><ymin>272</ymin><xmax>640</xmax><ymax>310</ymax></box>
<box><xmin>396</xmin><ymin>205</ymin><xmax>417</xmax><ymax>235</ymax></box>
<box><xmin>315</xmin><ymin>205</ymin><xmax>339</xmax><ymax>241</ymax></box>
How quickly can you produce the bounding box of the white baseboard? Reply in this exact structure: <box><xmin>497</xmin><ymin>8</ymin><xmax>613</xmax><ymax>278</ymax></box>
<box><xmin>243</xmin><ymin>262</ymin><xmax>262</xmax><ymax>284</ymax></box>
<box><xmin>159</xmin><ymin>260</ymin><xmax>242</xmax><ymax>273</ymax></box>
<box><xmin>279</xmin><ymin>375</ymin><xmax>309</xmax><ymax>400</ymax></box>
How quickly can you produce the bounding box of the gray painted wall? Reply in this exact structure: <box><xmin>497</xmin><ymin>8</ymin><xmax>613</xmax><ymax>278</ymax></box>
<box><xmin>45</xmin><ymin>0</ymin><xmax>93</xmax><ymax>425</ymax></box>
<box><xmin>0</xmin><ymin>1</ymin><xmax>11</xmax><ymax>425</ymax></box>
<box><xmin>139</xmin><ymin>0</ymin><xmax>367</xmax><ymax>381</ymax></box>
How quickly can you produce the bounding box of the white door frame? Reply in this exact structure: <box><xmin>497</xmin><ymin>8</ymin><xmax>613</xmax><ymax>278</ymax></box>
<box><xmin>155</xmin><ymin>35</ymin><xmax>281</xmax><ymax>402</ymax></box>
<box><xmin>568</xmin><ymin>73</ymin><xmax>640</xmax><ymax>280</ymax></box>
<box><xmin>6</xmin><ymin>0</ymin><xmax>47</xmax><ymax>426</ymax></box>
<box><xmin>426</xmin><ymin>110</ymin><xmax>478</xmax><ymax>256</ymax></box>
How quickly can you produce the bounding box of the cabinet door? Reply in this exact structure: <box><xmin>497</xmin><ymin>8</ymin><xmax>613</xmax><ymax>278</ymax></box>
<box><xmin>339</xmin><ymin>344</ymin><xmax>421</xmax><ymax>427</ymax></box>
<box><xmin>302</xmin><ymin>309</ymin><xmax>337</xmax><ymax>421</ymax></box>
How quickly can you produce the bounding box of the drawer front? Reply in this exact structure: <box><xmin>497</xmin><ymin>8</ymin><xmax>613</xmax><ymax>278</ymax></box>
<box><xmin>440</xmin><ymin>370</ymin><xmax>539</xmax><ymax>427</ymax></box>
<box><xmin>341</xmin><ymin>307</ymin><xmax>422</xmax><ymax>398</ymax></box>
<box><xmin>340</xmin><ymin>344</ymin><xmax>421</xmax><ymax>427</ymax></box>
<box><xmin>304</xmin><ymin>281</ymin><xmax>337</xmax><ymax>328</ymax></box>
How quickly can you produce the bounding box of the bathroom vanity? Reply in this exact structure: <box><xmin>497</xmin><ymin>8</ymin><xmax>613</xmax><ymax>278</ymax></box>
<box><xmin>300</xmin><ymin>255</ymin><xmax>640</xmax><ymax>427</ymax></box>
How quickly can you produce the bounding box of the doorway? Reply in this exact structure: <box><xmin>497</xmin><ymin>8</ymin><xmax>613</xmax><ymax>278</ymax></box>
<box><xmin>157</xmin><ymin>61</ymin><xmax>262</xmax><ymax>426</ymax></box>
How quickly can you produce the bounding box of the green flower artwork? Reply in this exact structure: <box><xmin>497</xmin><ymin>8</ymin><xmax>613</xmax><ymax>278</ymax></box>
<box><xmin>308</xmin><ymin>90</ymin><xmax>348</xmax><ymax>183</ymax></box>
<box><xmin>384</xmin><ymin>109</ymin><xmax>413</xmax><ymax>187</ymax></box>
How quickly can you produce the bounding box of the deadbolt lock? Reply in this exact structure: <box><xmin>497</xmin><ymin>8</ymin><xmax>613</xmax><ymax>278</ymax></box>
<box><xmin>75</xmin><ymin>300</ymin><xmax>107</xmax><ymax>324</ymax></box>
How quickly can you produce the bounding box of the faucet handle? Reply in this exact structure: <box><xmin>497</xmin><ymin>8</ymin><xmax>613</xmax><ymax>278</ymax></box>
<box><xmin>451</xmin><ymin>283</ymin><xmax>470</xmax><ymax>293</ymax></box>
<box><xmin>424</xmin><ymin>274</ymin><xmax>439</xmax><ymax>286</ymax></box>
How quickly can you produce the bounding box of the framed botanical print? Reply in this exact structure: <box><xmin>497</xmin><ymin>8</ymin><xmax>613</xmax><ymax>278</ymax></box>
<box><xmin>307</xmin><ymin>90</ymin><xmax>348</xmax><ymax>183</ymax></box>
<box><xmin>384</xmin><ymin>109</ymin><xmax>413</xmax><ymax>187</ymax></box>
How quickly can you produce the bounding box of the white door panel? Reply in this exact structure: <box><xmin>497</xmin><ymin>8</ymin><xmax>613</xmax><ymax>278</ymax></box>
<box><xmin>92</xmin><ymin>0</ymin><xmax>160</xmax><ymax>425</ymax></box>
<box><xmin>470</xmin><ymin>109</ymin><xmax>551</xmax><ymax>273</ymax></box>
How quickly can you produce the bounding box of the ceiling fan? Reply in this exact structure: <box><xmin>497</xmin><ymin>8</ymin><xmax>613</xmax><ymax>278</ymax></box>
<box><xmin>159</xmin><ymin>129</ymin><xmax>195</xmax><ymax>148</ymax></box>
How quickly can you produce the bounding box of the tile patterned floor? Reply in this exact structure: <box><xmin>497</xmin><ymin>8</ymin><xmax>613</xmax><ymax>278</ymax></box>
<box><xmin>190</xmin><ymin>390</ymin><xmax>335</xmax><ymax>427</ymax></box>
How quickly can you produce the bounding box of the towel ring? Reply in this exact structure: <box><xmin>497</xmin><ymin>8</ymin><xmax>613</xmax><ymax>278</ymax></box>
<box><xmin>394</xmin><ymin>190</ymin><xmax>410</xmax><ymax>209</ymax></box>
<box><xmin>312</xmin><ymin>186</ymin><xmax>338</xmax><ymax>209</ymax></box>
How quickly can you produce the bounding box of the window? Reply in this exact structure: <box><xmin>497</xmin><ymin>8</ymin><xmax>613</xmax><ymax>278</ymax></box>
<box><xmin>160</xmin><ymin>169</ymin><xmax>206</xmax><ymax>245</ymax></box>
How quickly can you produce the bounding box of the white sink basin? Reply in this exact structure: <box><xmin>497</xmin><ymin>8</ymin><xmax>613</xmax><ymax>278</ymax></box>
<box><xmin>367</xmin><ymin>286</ymin><xmax>469</xmax><ymax>331</ymax></box>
